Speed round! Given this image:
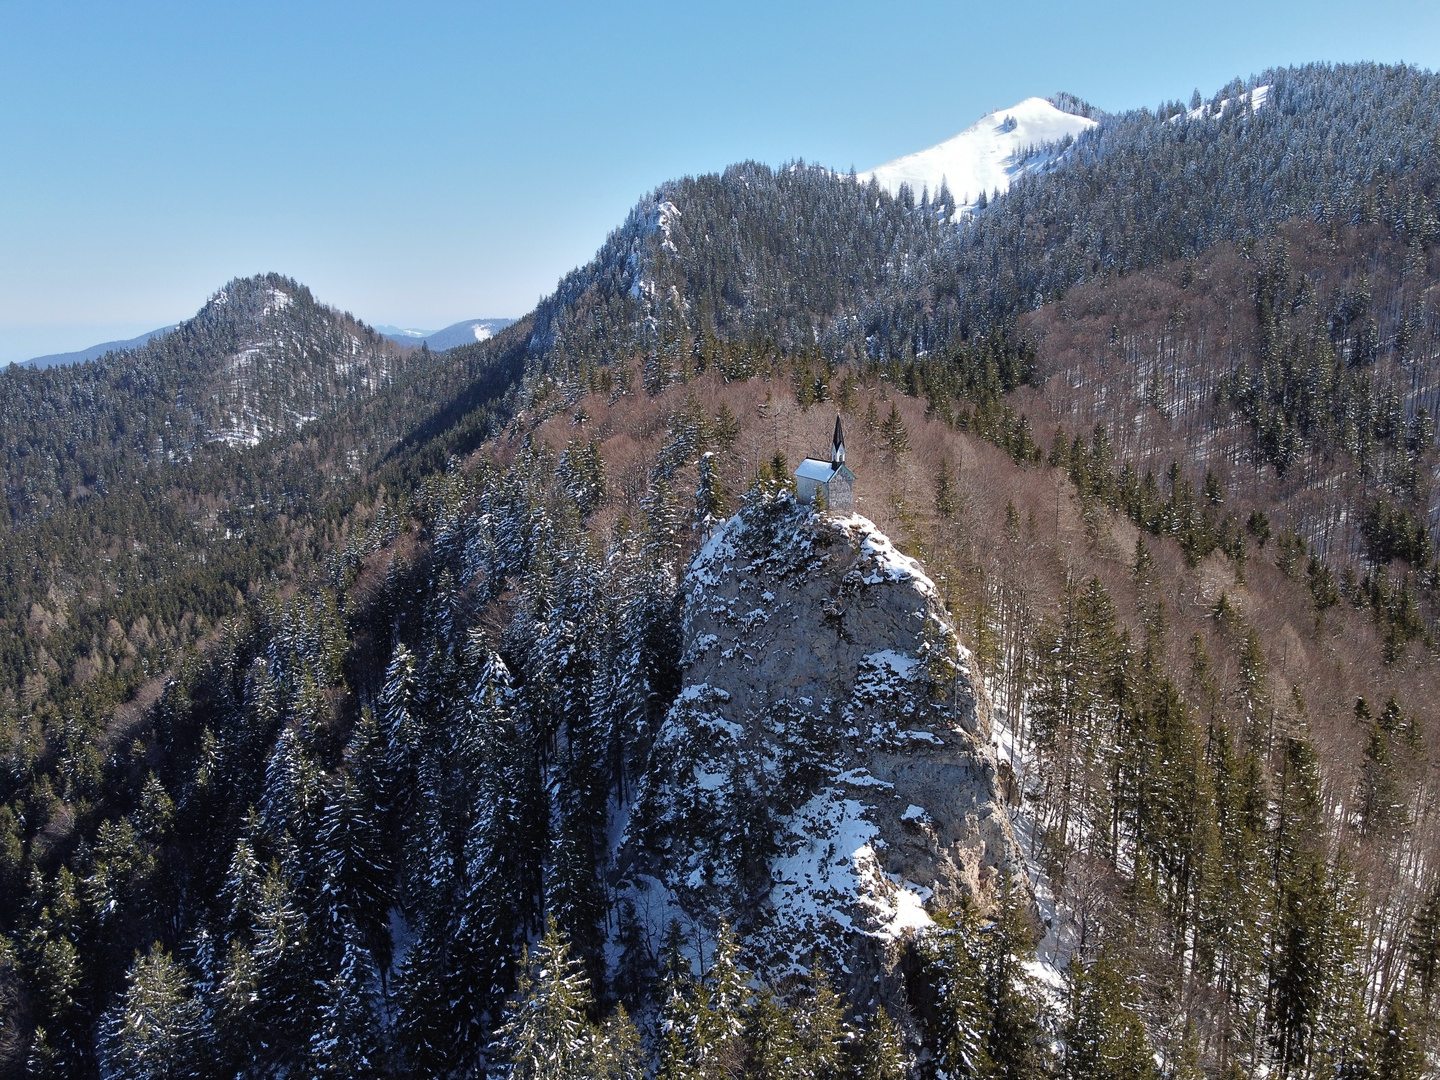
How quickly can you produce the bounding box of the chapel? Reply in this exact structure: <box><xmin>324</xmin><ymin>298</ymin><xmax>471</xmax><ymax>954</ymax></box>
<box><xmin>794</xmin><ymin>415</ymin><xmax>856</xmax><ymax>512</ymax></box>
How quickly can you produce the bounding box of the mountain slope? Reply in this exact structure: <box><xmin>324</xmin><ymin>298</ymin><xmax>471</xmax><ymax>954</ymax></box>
<box><xmin>515</xmin><ymin>64</ymin><xmax>1440</xmax><ymax>410</ymax></box>
<box><xmin>23</xmin><ymin>324</ymin><xmax>179</xmax><ymax>369</ymax></box>
<box><xmin>1016</xmin><ymin>219</ymin><xmax>1440</xmax><ymax>576</ymax></box>
<box><xmin>0</xmin><ymin>291</ymin><xmax>530</xmax><ymax>786</ymax></box>
<box><xmin>860</xmin><ymin>95</ymin><xmax>1099</xmax><ymax>211</ymax></box>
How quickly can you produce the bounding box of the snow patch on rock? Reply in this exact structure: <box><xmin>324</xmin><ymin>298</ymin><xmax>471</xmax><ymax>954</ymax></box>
<box><xmin>622</xmin><ymin>494</ymin><xmax>1026</xmax><ymax>995</ymax></box>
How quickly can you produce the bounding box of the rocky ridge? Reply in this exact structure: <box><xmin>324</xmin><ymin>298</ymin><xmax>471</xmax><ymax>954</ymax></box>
<box><xmin>622</xmin><ymin>493</ymin><xmax>1025</xmax><ymax>992</ymax></box>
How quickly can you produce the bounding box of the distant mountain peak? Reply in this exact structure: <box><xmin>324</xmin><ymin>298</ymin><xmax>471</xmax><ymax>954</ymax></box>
<box><xmin>373</xmin><ymin>324</ymin><xmax>431</xmax><ymax>341</ymax></box>
<box><xmin>859</xmin><ymin>96</ymin><xmax>1099</xmax><ymax>214</ymax></box>
<box><xmin>378</xmin><ymin>318</ymin><xmax>516</xmax><ymax>351</ymax></box>
<box><xmin>204</xmin><ymin>272</ymin><xmax>307</xmax><ymax>310</ymax></box>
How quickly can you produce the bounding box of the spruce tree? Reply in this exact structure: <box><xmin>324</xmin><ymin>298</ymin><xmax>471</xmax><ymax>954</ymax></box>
<box><xmin>984</xmin><ymin>884</ymin><xmax>1050</xmax><ymax>1080</ymax></box>
<box><xmin>548</xmin><ymin>819</ymin><xmax>608</xmax><ymax>993</ymax></box>
<box><xmin>1357</xmin><ymin>722</ymin><xmax>1403</xmax><ymax>838</ymax></box>
<box><xmin>1405</xmin><ymin>879</ymin><xmax>1440</xmax><ymax>1011</ymax></box>
<box><xmin>656</xmin><ymin>923</ymin><xmax>750</xmax><ymax>1080</ymax></box>
<box><xmin>1368</xmin><ymin>995</ymin><xmax>1424</xmax><ymax>1080</ymax></box>
<box><xmin>613</xmin><ymin>899</ymin><xmax>651</xmax><ymax>1008</ymax></box>
<box><xmin>493</xmin><ymin>920</ymin><xmax>597</xmax><ymax>1080</ymax></box>
<box><xmin>222</xmin><ymin>858</ymin><xmax>313</xmax><ymax>1069</ymax></box>
<box><xmin>99</xmin><ymin>944</ymin><xmax>203</xmax><ymax>1080</ymax></box>
<box><xmin>935</xmin><ymin>459</ymin><xmax>960</xmax><ymax>519</ymax></box>
<box><xmin>398</xmin><ymin>649</ymin><xmax>537</xmax><ymax>1074</ymax></box>
<box><xmin>695</xmin><ymin>451</ymin><xmax>729</xmax><ymax>534</ymax></box>
<box><xmin>1063</xmin><ymin>951</ymin><xmax>1157</xmax><ymax>1080</ymax></box>
<box><xmin>221</xmin><ymin>835</ymin><xmax>264</xmax><ymax>937</ymax></box>
<box><xmin>309</xmin><ymin>930</ymin><xmax>385</xmax><ymax>1080</ymax></box>
<box><xmin>380</xmin><ymin>644</ymin><xmax>422</xmax><ymax>826</ymax></box>
<box><xmin>1169</xmin><ymin>1021</ymin><xmax>1204</xmax><ymax>1080</ymax></box>
<box><xmin>882</xmin><ymin>403</ymin><xmax>910</xmax><ymax>456</ymax></box>
<box><xmin>592</xmin><ymin>1005</ymin><xmax>646</xmax><ymax>1080</ymax></box>
<box><xmin>742</xmin><ymin>989</ymin><xmax>802</xmax><ymax>1080</ymax></box>
<box><xmin>853</xmin><ymin>1006</ymin><xmax>908</xmax><ymax>1080</ymax></box>
<box><xmin>922</xmin><ymin>903</ymin><xmax>993</xmax><ymax>1078</ymax></box>
<box><xmin>214</xmin><ymin>939</ymin><xmax>262</xmax><ymax>1069</ymax></box>
<box><xmin>794</xmin><ymin>966</ymin><xmax>849</xmax><ymax>1079</ymax></box>
<box><xmin>1193</xmin><ymin>717</ymin><xmax>1267</xmax><ymax>1070</ymax></box>
<box><xmin>1267</xmin><ymin>736</ymin><xmax>1352</xmax><ymax>1076</ymax></box>
<box><xmin>656</xmin><ymin>929</ymin><xmax>710</xmax><ymax>1080</ymax></box>
<box><xmin>705</xmin><ymin>922</ymin><xmax>751</xmax><ymax>1059</ymax></box>
<box><xmin>316</xmin><ymin>773</ymin><xmax>392</xmax><ymax>968</ymax></box>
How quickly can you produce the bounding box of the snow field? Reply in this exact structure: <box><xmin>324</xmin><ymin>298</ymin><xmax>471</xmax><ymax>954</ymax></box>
<box><xmin>859</xmin><ymin>97</ymin><xmax>1098</xmax><ymax>214</ymax></box>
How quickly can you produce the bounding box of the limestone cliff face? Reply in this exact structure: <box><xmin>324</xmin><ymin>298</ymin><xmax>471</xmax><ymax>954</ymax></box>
<box><xmin>622</xmin><ymin>494</ymin><xmax>1024</xmax><ymax>985</ymax></box>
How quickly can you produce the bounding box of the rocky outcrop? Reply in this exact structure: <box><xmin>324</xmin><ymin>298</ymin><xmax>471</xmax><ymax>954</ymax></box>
<box><xmin>621</xmin><ymin>494</ymin><xmax>1024</xmax><ymax>990</ymax></box>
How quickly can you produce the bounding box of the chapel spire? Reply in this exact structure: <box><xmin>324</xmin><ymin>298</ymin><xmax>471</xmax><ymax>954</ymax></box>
<box><xmin>832</xmin><ymin>414</ymin><xmax>846</xmax><ymax>466</ymax></box>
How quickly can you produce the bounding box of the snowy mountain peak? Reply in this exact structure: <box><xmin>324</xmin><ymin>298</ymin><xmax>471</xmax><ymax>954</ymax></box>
<box><xmin>859</xmin><ymin>95</ymin><xmax>1099</xmax><ymax>214</ymax></box>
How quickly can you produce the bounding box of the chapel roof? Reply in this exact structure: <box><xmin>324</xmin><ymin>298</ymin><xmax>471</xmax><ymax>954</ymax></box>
<box><xmin>795</xmin><ymin>458</ymin><xmax>838</xmax><ymax>482</ymax></box>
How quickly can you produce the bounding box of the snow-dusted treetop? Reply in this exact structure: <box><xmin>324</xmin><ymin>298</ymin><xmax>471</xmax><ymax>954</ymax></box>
<box><xmin>859</xmin><ymin>96</ymin><xmax>1098</xmax><ymax>213</ymax></box>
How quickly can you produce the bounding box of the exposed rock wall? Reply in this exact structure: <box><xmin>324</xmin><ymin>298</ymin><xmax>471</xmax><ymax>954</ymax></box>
<box><xmin>621</xmin><ymin>494</ymin><xmax>1025</xmax><ymax>991</ymax></box>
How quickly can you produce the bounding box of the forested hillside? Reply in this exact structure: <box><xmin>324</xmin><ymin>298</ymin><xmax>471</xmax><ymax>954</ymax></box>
<box><xmin>0</xmin><ymin>274</ymin><xmax>419</xmax><ymax>525</ymax></box>
<box><xmin>526</xmin><ymin>63</ymin><xmax>1440</xmax><ymax>387</ymax></box>
<box><xmin>0</xmin><ymin>301</ymin><xmax>532</xmax><ymax>911</ymax></box>
<box><xmin>1017</xmin><ymin>220</ymin><xmax>1440</xmax><ymax>648</ymax></box>
<box><xmin>3</xmin><ymin>60</ymin><xmax>1440</xmax><ymax>1079</ymax></box>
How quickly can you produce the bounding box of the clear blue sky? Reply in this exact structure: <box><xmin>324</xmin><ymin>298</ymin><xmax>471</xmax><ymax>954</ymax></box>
<box><xmin>2</xmin><ymin>0</ymin><xmax>1437</xmax><ymax>363</ymax></box>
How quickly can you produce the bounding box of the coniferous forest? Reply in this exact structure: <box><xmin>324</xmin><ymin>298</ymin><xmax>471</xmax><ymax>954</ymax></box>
<box><xmin>4</xmin><ymin>61</ymin><xmax>1440</xmax><ymax>1078</ymax></box>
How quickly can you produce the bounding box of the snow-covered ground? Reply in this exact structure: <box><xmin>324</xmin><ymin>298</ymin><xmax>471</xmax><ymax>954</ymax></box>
<box><xmin>991</xmin><ymin>697</ymin><xmax>1077</xmax><ymax>994</ymax></box>
<box><xmin>1170</xmin><ymin>84</ymin><xmax>1270</xmax><ymax>124</ymax></box>
<box><xmin>859</xmin><ymin>97</ymin><xmax>1098</xmax><ymax>213</ymax></box>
